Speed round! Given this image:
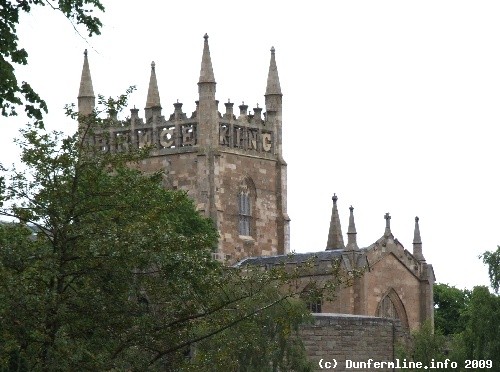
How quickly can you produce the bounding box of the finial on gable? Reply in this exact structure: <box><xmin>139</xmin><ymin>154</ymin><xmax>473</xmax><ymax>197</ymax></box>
<box><xmin>384</xmin><ymin>212</ymin><xmax>392</xmax><ymax>236</ymax></box>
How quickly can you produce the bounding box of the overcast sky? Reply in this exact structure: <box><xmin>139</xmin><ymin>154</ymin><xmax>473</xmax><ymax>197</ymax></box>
<box><xmin>3</xmin><ymin>0</ymin><xmax>500</xmax><ymax>290</ymax></box>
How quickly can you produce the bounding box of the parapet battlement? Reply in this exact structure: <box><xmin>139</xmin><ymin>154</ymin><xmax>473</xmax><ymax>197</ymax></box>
<box><xmin>79</xmin><ymin>34</ymin><xmax>283</xmax><ymax>158</ymax></box>
<box><xmin>91</xmin><ymin>101</ymin><xmax>276</xmax><ymax>156</ymax></box>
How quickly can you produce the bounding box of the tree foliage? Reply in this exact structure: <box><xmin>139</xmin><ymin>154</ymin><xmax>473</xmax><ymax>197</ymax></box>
<box><xmin>454</xmin><ymin>286</ymin><xmax>500</xmax><ymax>369</ymax></box>
<box><xmin>0</xmin><ymin>0</ymin><xmax>104</xmax><ymax>123</ymax></box>
<box><xmin>186</xmin><ymin>290</ymin><xmax>314</xmax><ymax>372</ymax></box>
<box><xmin>434</xmin><ymin>283</ymin><xmax>469</xmax><ymax>336</ymax></box>
<box><xmin>480</xmin><ymin>246</ymin><xmax>500</xmax><ymax>294</ymax></box>
<box><xmin>402</xmin><ymin>251</ymin><xmax>500</xmax><ymax>372</ymax></box>
<box><xmin>0</xmin><ymin>92</ymin><xmax>345</xmax><ymax>371</ymax></box>
<box><xmin>397</xmin><ymin>320</ymin><xmax>448</xmax><ymax>372</ymax></box>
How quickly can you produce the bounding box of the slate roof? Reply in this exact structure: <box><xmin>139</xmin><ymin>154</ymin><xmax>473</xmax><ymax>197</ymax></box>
<box><xmin>236</xmin><ymin>249</ymin><xmax>348</xmax><ymax>267</ymax></box>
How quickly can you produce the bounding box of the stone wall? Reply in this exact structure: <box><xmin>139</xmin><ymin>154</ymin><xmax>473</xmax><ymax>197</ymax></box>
<box><xmin>300</xmin><ymin>314</ymin><xmax>407</xmax><ymax>372</ymax></box>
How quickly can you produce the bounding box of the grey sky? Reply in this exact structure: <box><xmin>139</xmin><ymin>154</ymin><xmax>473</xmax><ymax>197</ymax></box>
<box><xmin>3</xmin><ymin>0</ymin><xmax>500</xmax><ymax>290</ymax></box>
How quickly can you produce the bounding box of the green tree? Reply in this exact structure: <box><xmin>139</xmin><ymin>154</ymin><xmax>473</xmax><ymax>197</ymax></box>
<box><xmin>480</xmin><ymin>246</ymin><xmax>500</xmax><ymax>294</ymax></box>
<box><xmin>453</xmin><ymin>286</ymin><xmax>500</xmax><ymax>371</ymax></box>
<box><xmin>0</xmin><ymin>92</ymin><xmax>221</xmax><ymax>369</ymax></box>
<box><xmin>433</xmin><ymin>283</ymin><xmax>469</xmax><ymax>335</ymax></box>
<box><xmin>0</xmin><ymin>0</ymin><xmax>104</xmax><ymax>123</ymax></box>
<box><xmin>0</xmin><ymin>92</ymin><xmax>333</xmax><ymax>371</ymax></box>
<box><xmin>185</xmin><ymin>289</ymin><xmax>314</xmax><ymax>372</ymax></box>
<box><xmin>397</xmin><ymin>320</ymin><xmax>448</xmax><ymax>371</ymax></box>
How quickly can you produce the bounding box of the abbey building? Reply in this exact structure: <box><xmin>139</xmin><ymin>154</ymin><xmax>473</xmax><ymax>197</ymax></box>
<box><xmin>77</xmin><ymin>35</ymin><xmax>434</xmax><ymax>331</ymax></box>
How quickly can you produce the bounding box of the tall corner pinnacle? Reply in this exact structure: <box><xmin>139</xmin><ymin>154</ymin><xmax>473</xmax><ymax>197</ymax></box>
<box><xmin>348</xmin><ymin>206</ymin><xmax>357</xmax><ymax>234</ymax></box>
<box><xmin>78</xmin><ymin>49</ymin><xmax>95</xmax><ymax>99</ymax></box>
<box><xmin>346</xmin><ymin>205</ymin><xmax>359</xmax><ymax>251</ymax></box>
<box><xmin>199</xmin><ymin>33</ymin><xmax>216</xmax><ymax>84</ymax></box>
<box><xmin>265</xmin><ymin>46</ymin><xmax>282</xmax><ymax>96</ymax></box>
<box><xmin>326</xmin><ymin>194</ymin><xmax>345</xmax><ymax>251</ymax></box>
<box><xmin>413</xmin><ymin>216</ymin><xmax>422</xmax><ymax>244</ymax></box>
<box><xmin>77</xmin><ymin>49</ymin><xmax>95</xmax><ymax>116</ymax></box>
<box><xmin>145</xmin><ymin>60</ymin><xmax>161</xmax><ymax>109</ymax></box>
<box><xmin>412</xmin><ymin>216</ymin><xmax>425</xmax><ymax>261</ymax></box>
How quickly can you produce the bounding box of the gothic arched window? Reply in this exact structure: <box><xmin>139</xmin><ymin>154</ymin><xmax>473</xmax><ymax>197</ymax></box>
<box><xmin>238</xmin><ymin>190</ymin><xmax>251</xmax><ymax>236</ymax></box>
<box><xmin>377</xmin><ymin>295</ymin><xmax>398</xmax><ymax>319</ymax></box>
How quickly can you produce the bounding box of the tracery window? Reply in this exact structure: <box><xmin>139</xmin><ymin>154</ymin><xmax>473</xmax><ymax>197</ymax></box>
<box><xmin>375</xmin><ymin>288</ymin><xmax>409</xmax><ymax>329</ymax></box>
<box><xmin>377</xmin><ymin>295</ymin><xmax>398</xmax><ymax>319</ymax></box>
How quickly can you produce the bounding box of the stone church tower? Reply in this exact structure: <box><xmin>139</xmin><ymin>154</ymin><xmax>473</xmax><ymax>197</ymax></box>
<box><xmin>77</xmin><ymin>35</ymin><xmax>290</xmax><ymax>263</ymax></box>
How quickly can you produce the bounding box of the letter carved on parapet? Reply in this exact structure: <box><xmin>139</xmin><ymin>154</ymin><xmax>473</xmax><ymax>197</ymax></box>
<box><xmin>95</xmin><ymin>133</ymin><xmax>109</xmax><ymax>152</ymax></box>
<box><xmin>219</xmin><ymin>124</ymin><xmax>230</xmax><ymax>146</ymax></box>
<box><xmin>234</xmin><ymin>126</ymin><xmax>246</xmax><ymax>149</ymax></box>
<box><xmin>159</xmin><ymin>127</ymin><xmax>175</xmax><ymax>148</ymax></box>
<box><xmin>114</xmin><ymin>131</ymin><xmax>130</xmax><ymax>152</ymax></box>
<box><xmin>262</xmin><ymin>132</ymin><xmax>272</xmax><ymax>152</ymax></box>
<box><xmin>137</xmin><ymin>129</ymin><xmax>152</xmax><ymax>148</ymax></box>
<box><xmin>181</xmin><ymin>125</ymin><xmax>196</xmax><ymax>146</ymax></box>
<box><xmin>248</xmin><ymin>129</ymin><xmax>258</xmax><ymax>151</ymax></box>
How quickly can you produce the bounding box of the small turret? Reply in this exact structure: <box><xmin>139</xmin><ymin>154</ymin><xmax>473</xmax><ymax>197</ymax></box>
<box><xmin>326</xmin><ymin>194</ymin><xmax>345</xmax><ymax>250</ymax></box>
<box><xmin>224</xmin><ymin>99</ymin><xmax>234</xmax><ymax>119</ymax></box>
<box><xmin>413</xmin><ymin>216</ymin><xmax>425</xmax><ymax>261</ymax></box>
<box><xmin>145</xmin><ymin>61</ymin><xmax>162</xmax><ymax>121</ymax></box>
<box><xmin>239</xmin><ymin>102</ymin><xmax>248</xmax><ymax>117</ymax></box>
<box><xmin>346</xmin><ymin>206</ymin><xmax>359</xmax><ymax>251</ymax></box>
<box><xmin>77</xmin><ymin>49</ymin><xmax>95</xmax><ymax>116</ymax></box>
<box><xmin>253</xmin><ymin>104</ymin><xmax>263</xmax><ymax>123</ymax></box>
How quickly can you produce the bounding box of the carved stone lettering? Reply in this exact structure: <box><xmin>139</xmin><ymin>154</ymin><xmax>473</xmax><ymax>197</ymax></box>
<box><xmin>182</xmin><ymin>126</ymin><xmax>195</xmax><ymax>146</ymax></box>
<box><xmin>235</xmin><ymin>127</ymin><xmax>247</xmax><ymax>149</ymax></box>
<box><xmin>137</xmin><ymin>129</ymin><xmax>152</xmax><ymax>148</ymax></box>
<box><xmin>249</xmin><ymin>130</ymin><xmax>258</xmax><ymax>150</ymax></box>
<box><xmin>160</xmin><ymin>127</ymin><xmax>175</xmax><ymax>148</ymax></box>
<box><xmin>114</xmin><ymin>132</ymin><xmax>130</xmax><ymax>152</ymax></box>
<box><xmin>262</xmin><ymin>133</ymin><xmax>272</xmax><ymax>152</ymax></box>
<box><xmin>219</xmin><ymin>125</ymin><xmax>229</xmax><ymax>146</ymax></box>
<box><xmin>95</xmin><ymin>134</ymin><xmax>109</xmax><ymax>152</ymax></box>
